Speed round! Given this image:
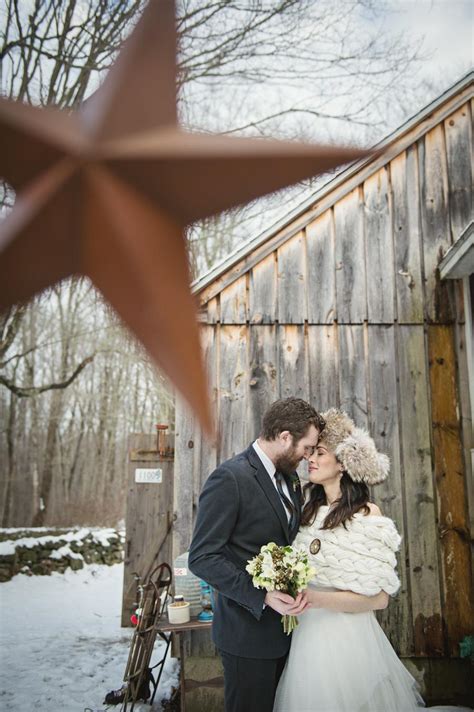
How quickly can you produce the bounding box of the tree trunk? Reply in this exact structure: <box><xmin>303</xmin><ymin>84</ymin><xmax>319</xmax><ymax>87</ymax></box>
<box><xmin>32</xmin><ymin>390</ymin><xmax>62</xmax><ymax>526</ymax></box>
<box><xmin>1</xmin><ymin>391</ymin><xmax>16</xmax><ymax>527</ymax></box>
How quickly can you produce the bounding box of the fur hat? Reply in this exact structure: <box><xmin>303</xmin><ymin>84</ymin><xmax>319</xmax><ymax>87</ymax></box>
<box><xmin>320</xmin><ymin>408</ymin><xmax>389</xmax><ymax>485</ymax></box>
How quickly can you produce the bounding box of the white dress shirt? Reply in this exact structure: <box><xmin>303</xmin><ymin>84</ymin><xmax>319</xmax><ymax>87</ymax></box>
<box><xmin>252</xmin><ymin>439</ymin><xmax>292</xmax><ymax>522</ymax></box>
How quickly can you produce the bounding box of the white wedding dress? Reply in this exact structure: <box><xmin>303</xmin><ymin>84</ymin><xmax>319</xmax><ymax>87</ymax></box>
<box><xmin>274</xmin><ymin>506</ymin><xmax>472</xmax><ymax>712</ymax></box>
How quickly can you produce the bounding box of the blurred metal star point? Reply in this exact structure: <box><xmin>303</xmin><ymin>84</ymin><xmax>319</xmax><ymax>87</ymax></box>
<box><xmin>0</xmin><ymin>0</ymin><xmax>369</xmax><ymax>435</ymax></box>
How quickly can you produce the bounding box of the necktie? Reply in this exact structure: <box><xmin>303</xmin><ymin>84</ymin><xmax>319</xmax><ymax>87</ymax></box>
<box><xmin>274</xmin><ymin>471</ymin><xmax>297</xmax><ymax>534</ymax></box>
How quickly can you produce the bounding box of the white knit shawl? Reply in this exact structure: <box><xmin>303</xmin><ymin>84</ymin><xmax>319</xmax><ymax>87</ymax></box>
<box><xmin>294</xmin><ymin>509</ymin><xmax>402</xmax><ymax>596</ymax></box>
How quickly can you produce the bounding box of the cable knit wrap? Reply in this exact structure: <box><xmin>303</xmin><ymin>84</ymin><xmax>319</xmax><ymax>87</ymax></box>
<box><xmin>294</xmin><ymin>509</ymin><xmax>402</xmax><ymax>596</ymax></box>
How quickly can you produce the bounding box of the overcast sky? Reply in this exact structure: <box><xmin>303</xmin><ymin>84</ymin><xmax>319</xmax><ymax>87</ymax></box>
<box><xmin>385</xmin><ymin>0</ymin><xmax>472</xmax><ymax>83</ymax></box>
<box><xmin>205</xmin><ymin>0</ymin><xmax>473</xmax><ymax>273</ymax></box>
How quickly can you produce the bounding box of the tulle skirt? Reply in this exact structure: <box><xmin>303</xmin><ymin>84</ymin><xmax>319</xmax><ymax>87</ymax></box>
<box><xmin>273</xmin><ymin>598</ymin><xmax>471</xmax><ymax>712</ymax></box>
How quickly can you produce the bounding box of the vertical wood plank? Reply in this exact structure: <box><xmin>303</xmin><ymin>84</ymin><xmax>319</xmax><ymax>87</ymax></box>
<box><xmin>364</xmin><ymin>167</ymin><xmax>395</xmax><ymax>323</ymax></box>
<box><xmin>217</xmin><ymin>325</ymin><xmax>249</xmax><ymax>462</ymax></box>
<box><xmin>427</xmin><ymin>325</ymin><xmax>474</xmax><ymax>656</ymax></box>
<box><xmin>391</xmin><ymin>148</ymin><xmax>424</xmax><ymax>324</ymax></box>
<box><xmin>122</xmin><ymin>434</ymin><xmax>174</xmax><ymax>626</ymax></box>
<box><xmin>198</xmin><ymin>325</ymin><xmax>218</xmax><ymax>497</ymax></box>
<box><xmin>397</xmin><ymin>325</ymin><xmax>444</xmax><ymax>656</ymax></box>
<box><xmin>277</xmin><ymin>231</ymin><xmax>307</xmax><ymax>323</ymax></box>
<box><xmin>367</xmin><ymin>325</ymin><xmax>413</xmax><ymax>656</ymax></box>
<box><xmin>444</xmin><ymin>103</ymin><xmax>473</xmax><ymax>238</ymax></box>
<box><xmin>334</xmin><ymin>187</ymin><xmax>366</xmax><ymax>323</ymax></box>
<box><xmin>206</xmin><ymin>297</ymin><xmax>219</xmax><ymax>324</ymax></box>
<box><xmin>173</xmin><ymin>399</ymin><xmax>196</xmax><ymax>559</ymax></box>
<box><xmin>454</xmin><ymin>280</ymin><xmax>474</xmax><ymax>538</ymax></box>
<box><xmin>306</xmin><ymin>210</ymin><xmax>336</xmax><ymax>324</ymax></box>
<box><xmin>338</xmin><ymin>324</ymin><xmax>368</xmax><ymax>428</ymax></box>
<box><xmin>307</xmin><ymin>324</ymin><xmax>339</xmax><ymax>411</ymax></box>
<box><xmin>174</xmin><ymin>326</ymin><xmax>218</xmax><ymax>564</ymax></box>
<box><xmin>219</xmin><ymin>275</ymin><xmax>248</xmax><ymax>324</ymax></box>
<box><xmin>189</xmin><ymin>326</ymin><xmax>219</xmax><ymax>658</ymax></box>
<box><xmin>419</xmin><ymin>125</ymin><xmax>455</xmax><ymax>323</ymax></box>
<box><xmin>278</xmin><ymin>324</ymin><xmax>308</xmax><ymax>400</ymax></box>
<box><xmin>249</xmin><ymin>252</ymin><xmax>277</xmax><ymax>324</ymax></box>
<box><xmin>248</xmin><ymin>325</ymin><xmax>278</xmax><ymax>441</ymax></box>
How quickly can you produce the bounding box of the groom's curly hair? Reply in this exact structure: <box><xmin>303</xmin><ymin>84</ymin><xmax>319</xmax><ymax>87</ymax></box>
<box><xmin>261</xmin><ymin>397</ymin><xmax>325</xmax><ymax>442</ymax></box>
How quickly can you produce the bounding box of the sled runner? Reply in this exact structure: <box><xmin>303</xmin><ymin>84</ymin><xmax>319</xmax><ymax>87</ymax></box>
<box><xmin>104</xmin><ymin>562</ymin><xmax>172</xmax><ymax>711</ymax></box>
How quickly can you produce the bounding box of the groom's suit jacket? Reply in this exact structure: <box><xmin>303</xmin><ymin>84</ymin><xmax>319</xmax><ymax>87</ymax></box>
<box><xmin>188</xmin><ymin>444</ymin><xmax>302</xmax><ymax>659</ymax></box>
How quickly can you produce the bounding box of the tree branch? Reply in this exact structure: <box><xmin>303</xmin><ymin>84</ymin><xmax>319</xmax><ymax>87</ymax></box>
<box><xmin>0</xmin><ymin>304</ymin><xmax>28</xmax><ymax>360</ymax></box>
<box><xmin>0</xmin><ymin>354</ymin><xmax>95</xmax><ymax>397</ymax></box>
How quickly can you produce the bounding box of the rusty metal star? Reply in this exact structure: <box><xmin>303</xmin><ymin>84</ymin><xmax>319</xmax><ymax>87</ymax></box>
<box><xmin>0</xmin><ymin>0</ymin><xmax>369</xmax><ymax>434</ymax></box>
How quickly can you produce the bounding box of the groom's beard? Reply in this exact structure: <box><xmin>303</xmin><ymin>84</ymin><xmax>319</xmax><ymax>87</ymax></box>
<box><xmin>274</xmin><ymin>446</ymin><xmax>301</xmax><ymax>476</ymax></box>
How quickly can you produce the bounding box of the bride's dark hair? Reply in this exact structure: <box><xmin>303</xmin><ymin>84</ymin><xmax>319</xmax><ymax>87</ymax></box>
<box><xmin>301</xmin><ymin>472</ymin><xmax>370</xmax><ymax>529</ymax></box>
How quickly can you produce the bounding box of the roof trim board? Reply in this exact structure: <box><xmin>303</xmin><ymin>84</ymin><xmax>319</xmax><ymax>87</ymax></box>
<box><xmin>439</xmin><ymin>222</ymin><xmax>474</xmax><ymax>279</ymax></box>
<box><xmin>193</xmin><ymin>71</ymin><xmax>473</xmax><ymax>304</ymax></box>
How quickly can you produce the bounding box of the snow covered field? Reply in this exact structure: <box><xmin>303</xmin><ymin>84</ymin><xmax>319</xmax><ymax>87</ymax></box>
<box><xmin>0</xmin><ymin>562</ymin><xmax>179</xmax><ymax>711</ymax></box>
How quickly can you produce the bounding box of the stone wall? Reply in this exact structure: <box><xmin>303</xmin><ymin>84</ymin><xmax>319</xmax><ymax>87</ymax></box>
<box><xmin>0</xmin><ymin>527</ymin><xmax>124</xmax><ymax>581</ymax></box>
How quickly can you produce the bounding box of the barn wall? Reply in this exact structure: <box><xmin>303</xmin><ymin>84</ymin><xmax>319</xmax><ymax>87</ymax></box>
<box><xmin>173</xmin><ymin>97</ymin><xmax>473</xmax><ymax>659</ymax></box>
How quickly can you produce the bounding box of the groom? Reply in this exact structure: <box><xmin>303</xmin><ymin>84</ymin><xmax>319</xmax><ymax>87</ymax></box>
<box><xmin>189</xmin><ymin>397</ymin><xmax>325</xmax><ymax>712</ymax></box>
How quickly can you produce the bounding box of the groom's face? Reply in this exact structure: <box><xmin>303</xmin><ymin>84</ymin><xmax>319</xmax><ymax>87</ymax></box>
<box><xmin>274</xmin><ymin>425</ymin><xmax>319</xmax><ymax>475</ymax></box>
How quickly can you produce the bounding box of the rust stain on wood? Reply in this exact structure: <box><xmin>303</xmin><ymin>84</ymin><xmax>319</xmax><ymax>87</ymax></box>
<box><xmin>428</xmin><ymin>325</ymin><xmax>473</xmax><ymax>656</ymax></box>
<box><xmin>414</xmin><ymin>613</ymin><xmax>444</xmax><ymax>657</ymax></box>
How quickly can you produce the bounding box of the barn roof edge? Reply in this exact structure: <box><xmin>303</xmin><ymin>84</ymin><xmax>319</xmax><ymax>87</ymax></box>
<box><xmin>192</xmin><ymin>70</ymin><xmax>474</xmax><ymax>302</ymax></box>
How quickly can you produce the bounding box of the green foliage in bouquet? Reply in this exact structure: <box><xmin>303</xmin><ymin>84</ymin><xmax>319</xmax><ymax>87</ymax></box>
<box><xmin>246</xmin><ymin>542</ymin><xmax>316</xmax><ymax>634</ymax></box>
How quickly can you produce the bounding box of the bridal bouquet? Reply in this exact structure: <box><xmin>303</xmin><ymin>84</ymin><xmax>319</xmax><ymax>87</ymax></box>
<box><xmin>246</xmin><ymin>542</ymin><xmax>315</xmax><ymax>634</ymax></box>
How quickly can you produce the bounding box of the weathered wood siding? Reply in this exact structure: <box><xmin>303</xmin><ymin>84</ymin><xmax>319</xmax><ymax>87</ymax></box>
<box><xmin>122</xmin><ymin>434</ymin><xmax>174</xmax><ymax>627</ymax></box>
<box><xmin>174</xmin><ymin>96</ymin><xmax>473</xmax><ymax>659</ymax></box>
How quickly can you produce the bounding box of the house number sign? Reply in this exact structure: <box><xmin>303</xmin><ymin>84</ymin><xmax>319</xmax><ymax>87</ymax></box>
<box><xmin>135</xmin><ymin>468</ymin><xmax>162</xmax><ymax>484</ymax></box>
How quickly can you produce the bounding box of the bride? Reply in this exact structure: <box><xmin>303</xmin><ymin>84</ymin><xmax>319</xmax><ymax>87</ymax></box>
<box><xmin>274</xmin><ymin>409</ymin><xmax>471</xmax><ymax>712</ymax></box>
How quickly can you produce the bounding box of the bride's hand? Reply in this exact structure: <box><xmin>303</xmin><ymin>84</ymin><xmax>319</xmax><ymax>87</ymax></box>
<box><xmin>306</xmin><ymin>589</ymin><xmax>322</xmax><ymax>608</ymax></box>
<box><xmin>306</xmin><ymin>588</ymin><xmax>390</xmax><ymax>612</ymax></box>
<box><xmin>265</xmin><ymin>590</ymin><xmax>310</xmax><ymax>616</ymax></box>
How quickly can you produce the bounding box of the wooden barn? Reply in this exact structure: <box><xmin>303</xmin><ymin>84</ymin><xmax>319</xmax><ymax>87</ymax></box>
<box><xmin>170</xmin><ymin>72</ymin><xmax>474</xmax><ymax>704</ymax></box>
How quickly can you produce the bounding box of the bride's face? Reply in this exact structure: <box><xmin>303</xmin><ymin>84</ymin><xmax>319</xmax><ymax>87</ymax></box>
<box><xmin>307</xmin><ymin>443</ymin><xmax>343</xmax><ymax>484</ymax></box>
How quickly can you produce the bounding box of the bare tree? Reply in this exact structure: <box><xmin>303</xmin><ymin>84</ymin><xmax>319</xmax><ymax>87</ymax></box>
<box><xmin>177</xmin><ymin>0</ymin><xmax>422</xmax><ymax>137</ymax></box>
<box><xmin>0</xmin><ymin>278</ymin><xmax>172</xmax><ymax>526</ymax></box>
<box><xmin>1</xmin><ymin>0</ymin><xmax>423</xmax><ymax>268</ymax></box>
<box><xmin>0</xmin><ymin>0</ymin><xmax>424</xmax><ymax>526</ymax></box>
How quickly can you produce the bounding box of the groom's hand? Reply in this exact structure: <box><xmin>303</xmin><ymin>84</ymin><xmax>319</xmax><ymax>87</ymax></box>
<box><xmin>264</xmin><ymin>590</ymin><xmax>309</xmax><ymax>616</ymax></box>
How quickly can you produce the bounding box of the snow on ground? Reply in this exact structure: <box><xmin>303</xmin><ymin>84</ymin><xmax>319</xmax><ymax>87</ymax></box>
<box><xmin>0</xmin><ymin>562</ymin><xmax>179</xmax><ymax>711</ymax></box>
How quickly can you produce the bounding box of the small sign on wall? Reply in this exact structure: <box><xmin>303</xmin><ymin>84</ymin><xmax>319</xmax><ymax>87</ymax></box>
<box><xmin>135</xmin><ymin>468</ymin><xmax>162</xmax><ymax>484</ymax></box>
